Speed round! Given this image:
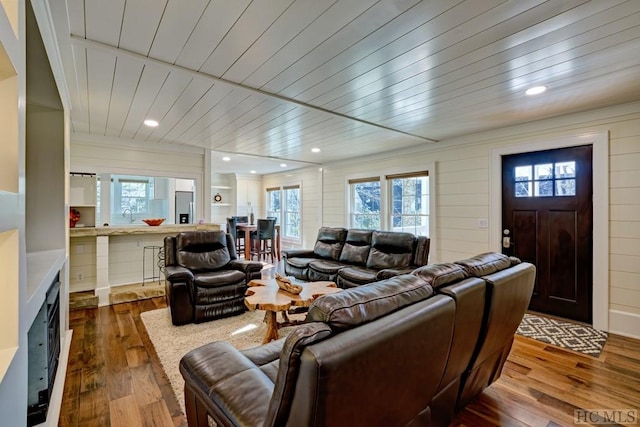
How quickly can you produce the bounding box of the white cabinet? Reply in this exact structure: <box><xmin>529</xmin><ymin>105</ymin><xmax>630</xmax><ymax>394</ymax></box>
<box><xmin>236</xmin><ymin>177</ymin><xmax>262</xmax><ymax>217</ymax></box>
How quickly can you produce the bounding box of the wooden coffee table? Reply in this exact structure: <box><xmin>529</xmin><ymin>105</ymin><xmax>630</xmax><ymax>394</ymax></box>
<box><xmin>245</xmin><ymin>279</ymin><xmax>341</xmax><ymax>343</ymax></box>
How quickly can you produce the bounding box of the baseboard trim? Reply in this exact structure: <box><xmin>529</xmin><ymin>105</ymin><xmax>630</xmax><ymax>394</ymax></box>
<box><xmin>609</xmin><ymin>310</ymin><xmax>640</xmax><ymax>340</ymax></box>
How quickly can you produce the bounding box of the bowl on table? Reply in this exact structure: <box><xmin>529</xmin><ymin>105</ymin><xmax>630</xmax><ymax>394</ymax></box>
<box><xmin>142</xmin><ymin>218</ymin><xmax>165</xmax><ymax>226</ymax></box>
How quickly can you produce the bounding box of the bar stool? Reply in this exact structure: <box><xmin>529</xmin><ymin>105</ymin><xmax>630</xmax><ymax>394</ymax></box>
<box><xmin>143</xmin><ymin>245</ymin><xmax>164</xmax><ymax>285</ymax></box>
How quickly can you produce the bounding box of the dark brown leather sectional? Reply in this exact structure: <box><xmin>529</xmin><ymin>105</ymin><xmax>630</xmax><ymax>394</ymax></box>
<box><xmin>282</xmin><ymin>227</ymin><xmax>431</xmax><ymax>288</ymax></box>
<box><xmin>179</xmin><ymin>252</ymin><xmax>536</xmax><ymax>426</ymax></box>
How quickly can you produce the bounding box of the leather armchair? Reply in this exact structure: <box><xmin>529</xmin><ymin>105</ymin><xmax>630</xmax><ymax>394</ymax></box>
<box><xmin>164</xmin><ymin>230</ymin><xmax>263</xmax><ymax>325</ymax></box>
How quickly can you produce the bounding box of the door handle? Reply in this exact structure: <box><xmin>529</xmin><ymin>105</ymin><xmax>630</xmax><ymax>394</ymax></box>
<box><xmin>502</xmin><ymin>229</ymin><xmax>514</xmax><ymax>248</ymax></box>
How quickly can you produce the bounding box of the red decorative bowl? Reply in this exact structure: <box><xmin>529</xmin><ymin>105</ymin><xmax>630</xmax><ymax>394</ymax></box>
<box><xmin>142</xmin><ymin>218</ymin><xmax>165</xmax><ymax>226</ymax></box>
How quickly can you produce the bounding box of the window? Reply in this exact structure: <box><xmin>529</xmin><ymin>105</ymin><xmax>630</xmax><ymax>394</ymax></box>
<box><xmin>349</xmin><ymin>177</ymin><xmax>381</xmax><ymax>230</ymax></box>
<box><xmin>264</xmin><ymin>184</ymin><xmax>300</xmax><ymax>240</ymax></box>
<box><xmin>282</xmin><ymin>185</ymin><xmax>300</xmax><ymax>239</ymax></box>
<box><xmin>386</xmin><ymin>172</ymin><xmax>429</xmax><ymax>236</ymax></box>
<box><xmin>266</xmin><ymin>187</ymin><xmax>281</xmax><ymax>222</ymax></box>
<box><xmin>118</xmin><ymin>179</ymin><xmax>151</xmax><ymax>213</ymax></box>
<box><xmin>515</xmin><ymin>161</ymin><xmax>576</xmax><ymax>197</ymax></box>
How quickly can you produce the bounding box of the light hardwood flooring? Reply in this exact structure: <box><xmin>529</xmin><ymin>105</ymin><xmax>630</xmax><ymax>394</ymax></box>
<box><xmin>59</xmin><ymin>297</ymin><xmax>640</xmax><ymax>427</ymax></box>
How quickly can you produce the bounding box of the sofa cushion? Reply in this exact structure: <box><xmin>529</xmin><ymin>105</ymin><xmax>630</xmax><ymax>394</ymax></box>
<box><xmin>455</xmin><ymin>252</ymin><xmax>512</xmax><ymax>277</ymax></box>
<box><xmin>366</xmin><ymin>231</ymin><xmax>415</xmax><ymax>270</ymax></box>
<box><xmin>337</xmin><ymin>266</ymin><xmax>378</xmax><ymax>285</ymax></box>
<box><xmin>339</xmin><ymin>229</ymin><xmax>373</xmax><ymax>265</ymax></box>
<box><xmin>285</xmin><ymin>257</ymin><xmax>316</xmax><ymax>269</ymax></box>
<box><xmin>412</xmin><ymin>263</ymin><xmax>468</xmax><ymax>289</ymax></box>
<box><xmin>313</xmin><ymin>227</ymin><xmax>348</xmax><ymax>260</ymax></box>
<box><xmin>176</xmin><ymin>231</ymin><xmax>231</xmax><ymax>271</ymax></box>
<box><xmin>308</xmin><ymin>259</ymin><xmax>345</xmax><ymax>275</ymax></box>
<box><xmin>306</xmin><ymin>274</ymin><xmax>433</xmax><ymax>330</ymax></box>
<box><xmin>195</xmin><ymin>270</ymin><xmax>246</xmax><ymax>287</ymax></box>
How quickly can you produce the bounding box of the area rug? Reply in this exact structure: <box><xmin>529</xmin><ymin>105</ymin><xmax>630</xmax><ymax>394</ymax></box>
<box><xmin>140</xmin><ymin>308</ymin><xmax>303</xmax><ymax>415</ymax></box>
<box><xmin>516</xmin><ymin>313</ymin><xmax>608</xmax><ymax>357</ymax></box>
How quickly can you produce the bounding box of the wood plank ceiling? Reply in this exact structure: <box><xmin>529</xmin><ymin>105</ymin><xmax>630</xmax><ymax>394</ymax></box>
<box><xmin>47</xmin><ymin>0</ymin><xmax>640</xmax><ymax>166</ymax></box>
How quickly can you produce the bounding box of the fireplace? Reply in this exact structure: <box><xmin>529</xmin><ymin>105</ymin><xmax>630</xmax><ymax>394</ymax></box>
<box><xmin>27</xmin><ymin>274</ymin><xmax>61</xmax><ymax>426</ymax></box>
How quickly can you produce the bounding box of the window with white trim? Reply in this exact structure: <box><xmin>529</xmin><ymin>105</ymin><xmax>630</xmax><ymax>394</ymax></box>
<box><xmin>266</xmin><ymin>185</ymin><xmax>301</xmax><ymax>240</ymax></box>
<box><xmin>282</xmin><ymin>185</ymin><xmax>300</xmax><ymax>239</ymax></box>
<box><xmin>266</xmin><ymin>187</ymin><xmax>281</xmax><ymax>222</ymax></box>
<box><xmin>349</xmin><ymin>177</ymin><xmax>381</xmax><ymax>230</ymax></box>
<box><xmin>386</xmin><ymin>171</ymin><xmax>429</xmax><ymax>236</ymax></box>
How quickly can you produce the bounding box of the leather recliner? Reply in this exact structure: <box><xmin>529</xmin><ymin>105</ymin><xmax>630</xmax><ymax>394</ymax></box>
<box><xmin>163</xmin><ymin>230</ymin><xmax>263</xmax><ymax>325</ymax></box>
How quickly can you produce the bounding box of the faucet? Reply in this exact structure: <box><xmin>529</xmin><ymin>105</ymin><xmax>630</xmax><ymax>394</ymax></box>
<box><xmin>122</xmin><ymin>208</ymin><xmax>134</xmax><ymax>223</ymax></box>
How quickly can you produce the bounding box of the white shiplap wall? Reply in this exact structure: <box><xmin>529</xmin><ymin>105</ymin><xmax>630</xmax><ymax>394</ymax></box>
<box><xmin>265</xmin><ymin>101</ymin><xmax>640</xmax><ymax>338</ymax></box>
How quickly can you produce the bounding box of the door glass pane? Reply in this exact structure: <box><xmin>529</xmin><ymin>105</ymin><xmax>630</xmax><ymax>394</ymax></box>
<box><xmin>515</xmin><ymin>166</ymin><xmax>532</xmax><ymax>181</ymax></box>
<box><xmin>534</xmin><ymin>180</ymin><xmax>553</xmax><ymax>197</ymax></box>
<box><xmin>515</xmin><ymin>181</ymin><xmax>531</xmax><ymax>197</ymax></box>
<box><xmin>556</xmin><ymin>179</ymin><xmax>576</xmax><ymax>196</ymax></box>
<box><xmin>534</xmin><ymin>164</ymin><xmax>553</xmax><ymax>180</ymax></box>
<box><xmin>555</xmin><ymin>161</ymin><xmax>575</xmax><ymax>178</ymax></box>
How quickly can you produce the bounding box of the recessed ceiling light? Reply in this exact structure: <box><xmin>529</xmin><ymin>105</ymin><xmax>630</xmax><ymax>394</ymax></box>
<box><xmin>222</xmin><ymin>156</ymin><xmax>231</xmax><ymax>162</ymax></box>
<box><xmin>311</xmin><ymin>147</ymin><xmax>320</xmax><ymax>153</ymax></box>
<box><xmin>280</xmin><ymin>163</ymin><xmax>287</xmax><ymax>167</ymax></box>
<box><xmin>525</xmin><ymin>86</ymin><xmax>547</xmax><ymax>96</ymax></box>
<box><xmin>144</xmin><ymin>119</ymin><xmax>159</xmax><ymax>127</ymax></box>
<box><xmin>250</xmin><ymin>170</ymin><xmax>256</xmax><ymax>174</ymax></box>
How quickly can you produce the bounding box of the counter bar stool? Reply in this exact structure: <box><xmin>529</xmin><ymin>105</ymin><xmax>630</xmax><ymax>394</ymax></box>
<box><xmin>143</xmin><ymin>245</ymin><xmax>163</xmax><ymax>285</ymax></box>
<box><xmin>250</xmin><ymin>218</ymin><xmax>276</xmax><ymax>262</ymax></box>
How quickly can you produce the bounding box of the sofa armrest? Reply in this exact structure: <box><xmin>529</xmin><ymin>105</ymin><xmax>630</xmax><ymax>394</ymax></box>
<box><xmin>180</xmin><ymin>341</ymin><xmax>274</xmax><ymax>426</ymax></box>
<box><xmin>241</xmin><ymin>338</ymin><xmax>285</xmax><ymax>366</ymax></box>
<box><xmin>229</xmin><ymin>259</ymin><xmax>264</xmax><ymax>274</ymax></box>
<box><xmin>164</xmin><ymin>265</ymin><xmax>194</xmax><ymax>282</ymax></box>
<box><xmin>376</xmin><ymin>267</ymin><xmax>415</xmax><ymax>281</ymax></box>
<box><xmin>282</xmin><ymin>249</ymin><xmax>316</xmax><ymax>259</ymax></box>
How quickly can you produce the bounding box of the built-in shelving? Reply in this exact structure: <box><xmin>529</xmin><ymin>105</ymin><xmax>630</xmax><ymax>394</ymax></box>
<box><xmin>0</xmin><ymin>18</ymin><xmax>18</xmax><ymax>194</ymax></box>
<box><xmin>0</xmin><ymin>0</ymin><xmax>18</xmax><ymax>37</ymax></box>
<box><xmin>211</xmin><ymin>174</ymin><xmax>236</xmax><ymax>224</ymax></box>
<box><xmin>0</xmin><ymin>0</ymin><xmax>19</xmax><ymax>387</ymax></box>
<box><xmin>70</xmin><ymin>174</ymin><xmax>97</xmax><ymax>228</ymax></box>
<box><xmin>0</xmin><ymin>229</ymin><xmax>18</xmax><ymax>382</ymax></box>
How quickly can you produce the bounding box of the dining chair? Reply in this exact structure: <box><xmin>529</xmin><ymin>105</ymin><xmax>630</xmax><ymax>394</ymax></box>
<box><xmin>250</xmin><ymin>218</ymin><xmax>276</xmax><ymax>262</ymax></box>
<box><xmin>227</xmin><ymin>217</ymin><xmax>244</xmax><ymax>255</ymax></box>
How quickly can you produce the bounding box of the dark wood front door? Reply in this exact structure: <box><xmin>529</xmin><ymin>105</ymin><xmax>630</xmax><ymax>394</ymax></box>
<box><xmin>502</xmin><ymin>145</ymin><xmax>593</xmax><ymax>323</ymax></box>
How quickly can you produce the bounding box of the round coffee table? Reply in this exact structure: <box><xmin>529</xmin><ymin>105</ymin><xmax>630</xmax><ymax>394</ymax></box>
<box><xmin>244</xmin><ymin>279</ymin><xmax>341</xmax><ymax>343</ymax></box>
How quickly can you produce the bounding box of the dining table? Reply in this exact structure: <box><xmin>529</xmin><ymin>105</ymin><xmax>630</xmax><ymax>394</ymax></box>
<box><xmin>236</xmin><ymin>223</ymin><xmax>281</xmax><ymax>261</ymax></box>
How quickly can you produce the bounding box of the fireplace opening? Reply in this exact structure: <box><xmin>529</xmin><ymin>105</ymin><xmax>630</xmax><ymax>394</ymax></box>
<box><xmin>27</xmin><ymin>274</ymin><xmax>61</xmax><ymax>426</ymax></box>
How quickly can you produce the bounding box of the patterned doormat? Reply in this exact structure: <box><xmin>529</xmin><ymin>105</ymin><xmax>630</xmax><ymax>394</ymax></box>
<box><xmin>516</xmin><ymin>313</ymin><xmax>608</xmax><ymax>357</ymax></box>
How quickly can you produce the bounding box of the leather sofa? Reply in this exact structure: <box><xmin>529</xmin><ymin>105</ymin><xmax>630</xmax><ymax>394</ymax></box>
<box><xmin>164</xmin><ymin>230</ymin><xmax>263</xmax><ymax>325</ymax></box>
<box><xmin>179</xmin><ymin>252</ymin><xmax>535</xmax><ymax>426</ymax></box>
<box><xmin>282</xmin><ymin>227</ymin><xmax>431</xmax><ymax>288</ymax></box>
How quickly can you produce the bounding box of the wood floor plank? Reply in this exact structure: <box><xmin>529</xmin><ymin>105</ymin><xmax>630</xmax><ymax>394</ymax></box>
<box><xmin>59</xmin><ymin>296</ymin><xmax>640</xmax><ymax>427</ymax></box>
<box><xmin>109</xmin><ymin>395</ymin><xmax>144</xmax><ymax>427</ymax></box>
<box><xmin>140</xmin><ymin>400</ymin><xmax>175</xmax><ymax>427</ymax></box>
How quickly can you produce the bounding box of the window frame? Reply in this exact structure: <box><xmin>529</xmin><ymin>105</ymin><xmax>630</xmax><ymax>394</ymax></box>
<box><xmin>345</xmin><ymin>164</ymin><xmax>435</xmax><ymax>241</ymax></box>
<box><xmin>265</xmin><ymin>183</ymin><xmax>302</xmax><ymax>244</ymax></box>
<box><xmin>386</xmin><ymin>171</ymin><xmax>430</xmax><ymax>237</ymax></box>
<box><xmin>348</xmin><ymin>176</ymin><xmax>381</xmax><ymax>230</ymax></box>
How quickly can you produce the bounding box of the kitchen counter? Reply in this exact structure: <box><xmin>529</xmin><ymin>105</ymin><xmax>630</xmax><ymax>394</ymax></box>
<box><xmin>69</xmin><ymin>223</ymin><xmax>220</xmax><ymax>237</ymax></box>
<box><xmin>69</xmin><ymin>222</ymin><xmax>221</xmax><ymax>306</ymax></box>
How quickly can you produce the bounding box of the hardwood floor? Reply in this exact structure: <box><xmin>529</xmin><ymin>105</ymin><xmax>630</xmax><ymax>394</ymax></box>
<box><xmin>59</xmin><ymin>297</ymin><xmax>640</xmax><ymax>427</ymax></box>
